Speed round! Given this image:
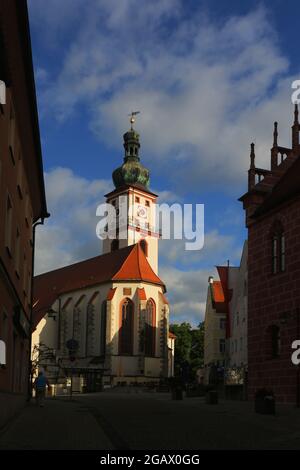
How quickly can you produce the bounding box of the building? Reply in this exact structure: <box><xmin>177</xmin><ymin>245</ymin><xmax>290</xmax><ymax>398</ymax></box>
<box><xmin>224</xmin><ymin>242</ymin><xmax>248</xmax><ymax>396</ymax></box>
<box><xmin>204</xmin><ymin>242</ymin><xmax>248</xmax><ymax>393</ymax></box>
<box><xmin>32</xmin><ymin>123</ymin><xmax>174</xmax><ymax>392</ymax></box>
<box><xmin>239</xmin><ymin>105</ymin><xmax>300</xmax><ymax>403</ymax></box>
<box><xmin>203</xmin><ymin>277</ymin><xmax>227</xmax><ymax>384</ymax></box>
<box><xmin>0</xmin><ymin>0</ymin><xmax>48</xmax><ymax>426</ymax></box>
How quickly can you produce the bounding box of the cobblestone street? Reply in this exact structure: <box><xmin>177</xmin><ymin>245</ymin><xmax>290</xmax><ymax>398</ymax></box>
<box><xmin>1</xmin><ymin>391</ymin><xmax>300</xmax><ymax>450</ymax></box>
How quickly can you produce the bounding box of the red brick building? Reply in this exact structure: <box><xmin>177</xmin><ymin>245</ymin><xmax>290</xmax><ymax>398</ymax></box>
<box><xmin>240</xmin><ymin>105</ymin><xmax>300</xmax><ymax>404</ymax></box>
<box><xmin>0</xmin><ymin>0</ymin><xmax>48</xmax><ymax>426</ymax></box>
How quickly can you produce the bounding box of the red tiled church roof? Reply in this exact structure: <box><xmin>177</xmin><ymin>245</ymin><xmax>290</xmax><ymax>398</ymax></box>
<box><xmin>33</xmin><ymin>243</ymin><xmax>165</xmax><ymax>329</ymax></box>
<box><xmin>112</xmin><ymin>243</ymin><xmax>162</xmax><ymax>284</ymax></box>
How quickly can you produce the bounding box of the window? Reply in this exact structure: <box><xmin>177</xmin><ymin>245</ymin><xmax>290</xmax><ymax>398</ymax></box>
<box><xmin>135</xmin><ymin>196</ymin><xmax>140</xmax><ymax>203</ymax></box>
<box><xmin>271</xmin><ymin>221</ymin><xmax>285</xmax><ymax>274</ymax></box>
<box><xmin>119</xmin><ymin>298</ymin><xmax>134</xmax><ymax>355</ymax></box>
<box><xmin>280</xmin><ymin>235</ymin><xmax>286</xmax><ymax>272</ymax></box>
<box><xmin>111</xmin><ymin>239</ymin><xmax>119</xmax><ymax>251</ymax></box>
<box><xmin>265</xmin><ymin>324</ymin><xmax>281</xmax><ymax>359</ymax></box>
<box><xmin>219</xmin><ymin>339</ymin><xmax>225</xmax><ymax>354</ymax></box>
<box><xmin>145</xmin><ymin>200</ymin><xmax>150</xmax><ymax>207</ymax></box>
<box><xmin>86</xmin><ymin>303</ymin><xmax>95</xmax><ymax>356</ymax></box>
<box><xmin>220</xmin><ymin>318</ymin><xmax>226</xmax><ymax>329</ymax></box>
<box><xmin>272</xmin><ymin>237</ymin><xmax>278</xmax><ymax>274</ymax></box>
<box><xmin>100</xmin><ymin>301</ymin><xmax>107</xmax><ymax>357</ymax></box>
<box><xmin>140</xmin><ymin>239</ymin><xmax>148</xmax><ymax>257</ymax></box>
<box><xmin>145</xmin><ymin>299</ymin><xmax>156</xmax><ymax>357</ymax></box>
<box><xmin>270</xmin><ymin>325</ymin><xmax>280</xmax><ymax>358</ymax></box>
<box><xmin>5</xmin><ymin>195</ymin><xmax>13</xmax><ymax>255</ymax></box>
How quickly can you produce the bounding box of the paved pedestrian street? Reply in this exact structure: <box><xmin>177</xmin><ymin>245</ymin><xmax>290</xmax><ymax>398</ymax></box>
<box><xmin>1</xmin><ymin>391</ymin><xmax>300</xmax><ymax>450</ymax></box>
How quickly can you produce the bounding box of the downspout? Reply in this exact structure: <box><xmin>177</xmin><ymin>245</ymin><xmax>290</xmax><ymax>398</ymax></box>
<box><xmin>27</xmin><ymin>212</ymin><xmax>50</xmax><ymax>401</ymax></box>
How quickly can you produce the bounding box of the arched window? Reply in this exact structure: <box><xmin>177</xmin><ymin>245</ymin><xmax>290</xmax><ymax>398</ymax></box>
<box><xmin>111</xmin><ymin>239</ymin><xmax>119</xmax><ymax>252</ymax></box>
<box><xmin>145</xmin><ymin>299</ymin><xmax>156</xmax><ymax>357</ymax></box>
<box><xmin>86</xmin><ymin>303</ymin><xmax>95</xmax><ymax>356</ymax></box>
<box><xmin>100</xmin><ymin>301</ymin><xmax>107</xmax><ymax>357</ymax></box>
<box><xmin>271</xmin><ymin>221</ymin><xmax>285</xmax><ymax>274</ymax></box>
<box><xmin>140</xmin><ymin>239</ymin><xmax>148</xmax><ymax>257</ymax></box>
<box><xmin>266</xmin><ymin>325</ymin><xmax>281</xmax><ymax>359</ymax></box>
<box><xmin>119</xmin><ymin>298</ymin><xmax>134</xmax><ymax>355</ymax></box>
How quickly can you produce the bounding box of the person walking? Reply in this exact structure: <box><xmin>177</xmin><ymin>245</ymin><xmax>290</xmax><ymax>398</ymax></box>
<box><xmin>34</xmin><ymin>371</ymin><xmax>50</xmax><ymax>407</ymax></box>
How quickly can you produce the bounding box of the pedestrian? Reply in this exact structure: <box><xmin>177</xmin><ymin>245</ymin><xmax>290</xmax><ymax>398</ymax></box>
<box><xmin>34</xmin><ymin>371</ymin><xmax>50</xmax><ymax>407</ymax></box>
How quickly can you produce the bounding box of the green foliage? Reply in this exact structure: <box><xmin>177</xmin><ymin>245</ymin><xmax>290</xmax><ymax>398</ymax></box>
<box><xmin>169</xmin><ymin>321</ymin><xmax>205</xmax><ymax>379</ymax></box>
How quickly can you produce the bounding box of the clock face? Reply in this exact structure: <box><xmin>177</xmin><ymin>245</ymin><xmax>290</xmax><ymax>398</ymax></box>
<box><xmin>136</xmin><ymin>205</ymin><xmax>148</xmax><ymax>219</ymax></box>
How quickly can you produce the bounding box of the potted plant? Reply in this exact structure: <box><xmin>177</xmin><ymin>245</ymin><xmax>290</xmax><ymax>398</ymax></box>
<box><xmin>254</xmin><ymin>388</ymin><xmax>275</xmax><ymax>414</ymax></box>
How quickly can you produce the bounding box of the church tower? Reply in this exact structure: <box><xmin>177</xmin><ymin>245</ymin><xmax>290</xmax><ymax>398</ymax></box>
<box><xmin>103</xmin><ymin>115</ymin><xmax>159</xmax><ymax>274</ymax></box>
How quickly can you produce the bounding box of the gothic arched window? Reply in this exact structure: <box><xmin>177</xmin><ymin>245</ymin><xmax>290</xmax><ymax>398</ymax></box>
<box><xmin>145</xmin><ymin>299</ymin><xmax>156</xmax><ymax>357</ymax></box>
<box><xmin>271</xmin><ymin>221</ymin><xmax>285</xmax><ymax>274</ymax></box>
<box><xmin>266</xmin><ymin>324</ymin><xmax>281</xmax><ymax>359</ymax></box>
<box><xmin>140</xmin><ymin>239</ymin><xmax>148</xmax><ymax>257</ymax></box>
<box><xmin>119</xmin><ymin>298</ymin><xmax>134</xmax><ymax>355</ymax></box>
<box><xmin>100</xmin><ymin>301</ymin><xmax>107</xmax><ymax>357</ymax></box>
<box><xmin>86</xmin><ymin>303</ymin><xmax>95</xmax><ymax>356</ymax></box>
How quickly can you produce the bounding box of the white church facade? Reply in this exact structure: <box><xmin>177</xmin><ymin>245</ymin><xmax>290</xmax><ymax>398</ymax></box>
<box><xmin>32</xmin><ymin>122</ymin><xmax>174</xmax><ymax>391</ymax></box>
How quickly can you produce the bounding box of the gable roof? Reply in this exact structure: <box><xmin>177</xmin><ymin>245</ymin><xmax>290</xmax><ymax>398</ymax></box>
<box><xmin>33</xmin><ymin>243</ymin><xmax>165</xmax><ymax>328</ymax></box>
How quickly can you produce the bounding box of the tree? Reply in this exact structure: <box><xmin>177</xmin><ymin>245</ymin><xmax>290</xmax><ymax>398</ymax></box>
<box><xmin>169</xmin><ymin>321</ymin><xmax>205</xmax><ymax>380</ymax></box>
<box><xmin>190</xmin><ymin>321</ymin><xmax>205</xmax><ymax>372</ymax></box>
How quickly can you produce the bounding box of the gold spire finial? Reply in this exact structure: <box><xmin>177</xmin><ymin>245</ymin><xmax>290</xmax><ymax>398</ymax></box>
<box><xmin>128</xmin><ymin>111</ymin><xmax>140</xmax><ymax>130</ymax></box>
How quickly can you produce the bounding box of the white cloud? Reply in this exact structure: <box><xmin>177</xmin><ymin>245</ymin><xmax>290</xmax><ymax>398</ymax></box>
<box><xmin>35</xmin><ymin>167</ymin><xmax>111</xmax><ymax>274</ymax></box>
<box><xmin>30</xmin><ymin>2</ymin><xmax>297</xmax><ymax>191</ymax></box>
<box><xmin>160</xmin><ymin>266</ymin><xmax>216</xmax><ymax>326</ymax></box>
<box><xmin>159</xmin><ymin>229</ymin><xmax>240</xmax><ymax>267</ymax></box>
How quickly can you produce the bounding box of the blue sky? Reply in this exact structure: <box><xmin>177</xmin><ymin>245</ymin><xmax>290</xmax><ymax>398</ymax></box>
<box><xmin>28</xmin><ymin>0</ymin><xmax>300</xmax><ymax>325</ymax></box>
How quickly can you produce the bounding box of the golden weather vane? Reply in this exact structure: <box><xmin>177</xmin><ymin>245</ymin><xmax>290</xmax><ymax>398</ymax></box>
<box><xmin>128</xmin><ymin>111</ymin><xmax>140</xmax><ymax>130</ymax></box>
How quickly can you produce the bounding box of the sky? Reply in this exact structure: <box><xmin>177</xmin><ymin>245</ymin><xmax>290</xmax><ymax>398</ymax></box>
<box><xmin>28</xmin><ymin>0</ymin><xmax>300</xmax><ymax>326</ymax></box>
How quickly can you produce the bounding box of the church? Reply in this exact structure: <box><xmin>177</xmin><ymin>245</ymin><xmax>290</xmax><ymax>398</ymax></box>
<box><xmin>32</xmin><ymin>118</ymin><xmax>174</xmax><ymax>391</ymax></box>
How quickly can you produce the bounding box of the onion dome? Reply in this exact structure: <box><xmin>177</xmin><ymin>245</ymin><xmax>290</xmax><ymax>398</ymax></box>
<box><xmin>112</xmin><ymin>127</ymin><xmax>150</xmax><ymax>189</ymax></box>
